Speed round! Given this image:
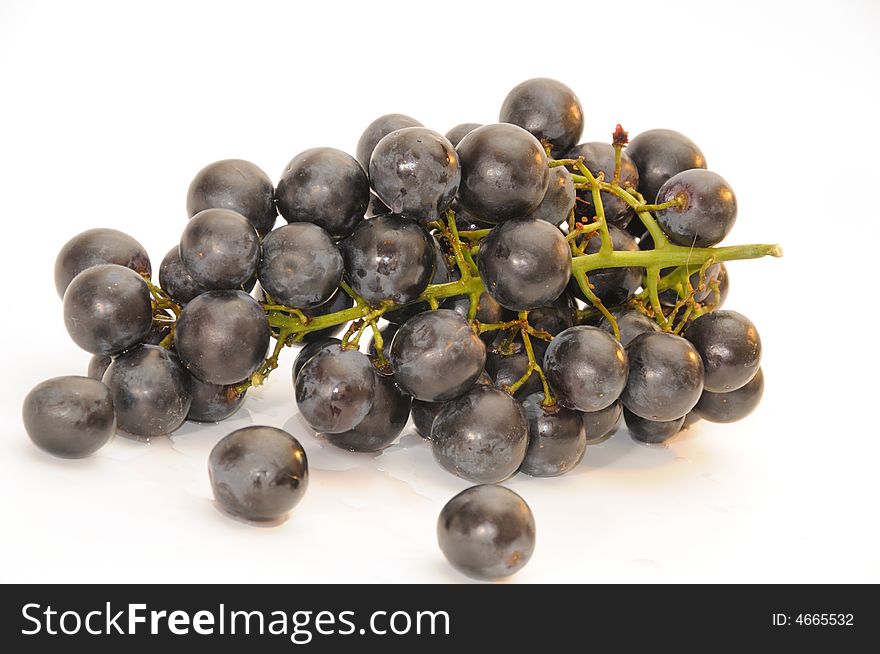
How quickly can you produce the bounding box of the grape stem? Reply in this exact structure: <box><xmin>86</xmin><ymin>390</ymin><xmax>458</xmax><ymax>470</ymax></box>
<box><xmin>504</xmin><ymin>311</ymin><xmax>556</xmax><ymax>407</ymax></box>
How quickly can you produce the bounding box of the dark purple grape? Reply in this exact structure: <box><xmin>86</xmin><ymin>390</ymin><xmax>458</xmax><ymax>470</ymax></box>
<box><xmin>159</xmin><ymin>246</ymin><xmax>206</xmax><ymax>305</ymax></box>
<box><xmin>54</xmin><ymin>228</ymin><xmax>151</xmax><ymax>299</ymax></box>
<box><xmin>186</xmin><ymin>376</ymin><xmax>247</xmax><ymax>423</ymax></box>
<box><xmin>499</xmin><ymin>77</ymin><xmax>583</xmax><ymax>155</ymax></box>
<box><xmin>102</xmin><ymin>345</ymin><xmax>192</xmax><ymax>437</ymax></box>
<box><xmin>186</xmin><ymin>159</ymin><xmax>277</xmax><ymax>237</ymax></box>
<box><xmin>63</xmin><ymin>264</ymin><xmax>153</xmax><ymax>355</ymax></box>
<box><xmin>390</xmin><ymin>309</ymin><xmax>486</xmax><ymax>402</ymax></box>
<box><xmin>694</xmin><ymin>367</ymin><xmax>764</xmax><ymax>423</ymax></box>
<box><xmin>519</xmin><ymin>393</ymin><xmax>586</xmax><ymax>477</ymax></box>
<box><xmin>325</xmin><ymin>371</ymin><xmax>411</xmax><ymax>452</ymax></box>
<box><xmin>582</xmin><ymin>399</ymin><xmax>622</xmax><ymax>445</ymax></box>
<box><xmin>179</xmin><ymin>208</ymin><xmax>261</xmax><ymax>290</ymax></box>
<box><xmin>209</xmin><ymin>426</ymin><xmax>308</xmax><ymax>522</ymax></box>
<box><xmin>292</xmin><ymin>338</ymin><xmax>341</xmax><ymax>383</ymax></box>
<box><xmin>340</xmin><ymin>213</ymin><xmax>434</xmax><ymax>307</ymax></box>
<box><xmin>566</xmin><ymin>142</ymin><xmax>639</xmax><ymax>227</ymax></box>
<box><xmin>529</xmin><ymin>166</ymin><xmax>576</xmax><ymax>225</ymax></box>
<box><xmin>478</xmin><ymin>217</ymin><xmax>571</xmax><ymax>311</ymax></box>
<box><xmin>624</xmin><ymin>407</ymin><xmax>685</xmax><ymax>444</ymax></box>
<box><xmin>384</xmin><ymin>235</ymin><xmax>451</xmax><ymax>324</ymax></box>
<box><xmin>411</xmin><ymin>372</ymin><xmax>492</xmax><ymax>439</ymax></box>
<box><xmin>655</xmin><ymin>169</ymin><xmax>737</xmax><ymax>247</ymax></box>
<box><xmin>445</xmin><ymin>123</ymin><xmax>482</xmax><ymax>147</ymax></box>
<box><xmin>411</xmin><ymin>399</ymin><xmax>443</xmax><ymax>440</ymax></box>
<box><xmin>599</xmin><ymin>309</ymin><xmax>660</xmax><ymax>346</ymax></box>
<box><xmin>456</xmin><ymin>123</ymin><xmax>549</xmax><ymax>223</ymax></box>
<box><xmin>569</xmin><ymin>224</ymin><xmax>641</xmax><ymax>306</ymax></box>
<box><xmin>87</xmin><ymin>354</ymin><xmax>112</xmax><ymax>381</ymax></box>
<box><xmin>23</xmin><ymin>376</ymin><xmax>115</xmax><ymax>458</ymax></box>
<box><xmin>621</xmin><ymin>331</ymin><xmax>704</xmax><ymax>421</ymax></box>
<box><xmin>276</xmin><ymin>147</ymin><xmax>369</xmax><ymax>239</ymax></box>
<box><xmin>543</xmin><ymin>326</ymin><xmax>628</xmax><ymax>412</ymax></box>
<box><xmin>369</xmin><ymin>127</ymin><xmax>460</xmax><ymax>221</ymax></box>
<box><xmin>521</xmin><ymin>292</ymin><xmax>576</xmax><ymax>358</ymax></box>
<box><xmin>626</xmin><ymin>129</ymin><xmax>707</xmax><ymax>206</ymax></box>
<box><xmin>294</xmin><ymin>345</ymin><xmax>375</xmax><ymax>433</ymax></box>
<box><xmin>681</xmin><ymin>410</ymin><xmax>702</xmax><ymax>430</ymax></box>
<box><xmin>486</xmin><ymin>348</ymin><xmax>542</xmax><ymax>399</ymax></box>
<box><xmin>299</xmin><ymin>289</ymin><xmax>355</xmax><ymax>343</ymax></box>
<box><xmin>437</xmin><ymin>484</ymin><xmax>535</xmax><ymax>581</ymax></box>
<box><xmin>257</xmin><ymin>223</ymin><xmax>343</xmax><ymax>309</ymax></box>
<box><xmin>174</xmin><ymin>290</ymin><xmax>270</xmax><ymax>385</ymax></box>
<box><xmin>431</xmin><ymin>385</ymin><xmax>528</xmax><ymax>483</ymax></box>
<box><xmin>356</xmin><ymin>113</ymin><xmax>423</xmax><ymax>172</ymax></box>
<box><xmin>684</xmin><ymin>310</ymin><xmax>761</xmax><ymax>392</ymax></box>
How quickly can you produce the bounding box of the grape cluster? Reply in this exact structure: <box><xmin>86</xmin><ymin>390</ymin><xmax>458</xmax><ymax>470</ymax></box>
<box><xmin>22</xmin><ymin>78</ymin><xmax>780</xmax><ymax>581</ymax></box>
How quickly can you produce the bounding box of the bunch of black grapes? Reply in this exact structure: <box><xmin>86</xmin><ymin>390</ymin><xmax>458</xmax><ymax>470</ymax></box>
<box><xmin>23</xmin><ymin>78</ymin><xmax>774</xmax><ymax>581</ymax></box>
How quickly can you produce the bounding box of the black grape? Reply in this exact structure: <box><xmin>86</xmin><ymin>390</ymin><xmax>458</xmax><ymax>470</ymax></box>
<box><xmin>529</xmin><ymin>166</ymin><xmax>576</xmax><ymax>225</ymax></box>
<box><xmin>626</xmin><ymin>129</ymin><xmax>707</xmax><ymax>205</ymax></box>
<box><xmin>499</xmin><ymin>77</ymin><xmax>584</xmax><ymax>155</ymax></box>
<box><xmin>431</xmin><ymin>385</ymin><xmax>529</xmax><ymax>483</ymax></box>
<box><xmin>384</xmin><ymin>235</ymin><xmax>452</xmax><ymax>325</ymax></box>
<box><xmin>437</xmin><ymin>484</ymin><xmax>535</xmax><ymax>581</ymax></box>
<box><xmin>624</xmin><ymin>407</ymin><xmax>685</xmax><ymax>444</ymax></box>
<box><xmin>292</xmin><ymin>338</ymin><xmax>342</xmax><ymax>383</ymax></box>
<box><xmin>102</xmin><ymin>345</ymin><xmax>192</xmax><ymax>438</ymax></box>
<box><xmin>174</xmin><ymin>290</ymin><xmax>270</xmax><ymax>385</ymax></box>
<box><xmin>390</xmin><ymin>309</ymin><xmax>486</xmax><ymax>402</ymax></box>
<box><xmin>186</xmin><ymin>159</ymin><xmax>277</xmax><ymax>237</ymax></box>
<box><xmin>684</xmin><ymin>310</ymin><xmax>761</xmax><ymax>392</ymax></box>
<box><xmin>179</xmin><ymin>208</ymin><xmax>261</xmax><ymax>290</ymax></box>
<box><xmin>369</xmin><ymin>127</ymin><xmax>460</xmax><ymax>221</ymax></box>
<box><xmin>543</xmin><ymin>326</ymin><xmax>628</xmax><ymax>412</ymax></box>
<box><xmin>87</xmin><ymin>354</ymin><xmax>112</xmax><ymax>381</ymax></box>
<box><xmin>258</xmin><ymin>223</ymin><xmax>343</xmax><ymax>309</ymax></box>
<box><xmin>276</xmin><ymin>147</ymin><xmax>369</xmax><ymax>239</ymax></box>
<box><xmin>456</xmin><ymin>123</ymin><xmax>549</xmax><ymax>222</ymax></box>
<box><xmin>445</xmin><ymin>123</ymin><xmax>482</xmax><ymax>147</ymax></box>
<box><xmin>582</xmin><ymin>399</ymin><xmax>622</xmax><ymax>445</ymax></box>
<box><xmin>54</xmin><ymin>228</ymin><xmax>151</xmax><ymax>299</ymax></box>
<box><xmin>63</xmin><ymin>264</ymin><xmax>153</xmax><ymax>355</ymax></box>
<box><xmin>655</xmin><ymin>169</ymin><xmax>737</xmax><ymax>247</ymax></box>
<box><xmin>294</xmin><ymin>345</ymin><xmax>376</xmax><ymax>433</ymax></box>
<box><xmin>159</xmin><ymin>246</ymin><xmax>206</xmax><ymax>305</ymax></box>
<box><xmin>478</xmin><ymin>217</ymin><xmax>571</xmax><ymax>311</ymax></box>
<box><xmin>209</xmin><ymin>426</ymin><xmax>308</xmax><ymax>522</ymax></box>
<box><xmin>694</xmin><ymin>367</ymin><xmax>764</xmax><ymax>423</ymax></box>
<box><xmin>599</xmin><ymin>309</ymin><xmax>660</xmax><ymax>347</ymax></box>
<box><xmin>325</xmin><ymin>371</ymin><xmax>412</xmax><ymax>452</ymax></box>
<box><xmin>23</xmin><ymin>376</ymin><xmax>115</xmax><ymax>458</ymax></box>
<box><xmin>186</xmin><ymin>376</ymin><xmax>247</xmax><ymax>423</ymax></box>
<box><xmin>519</xmin><ymin>392</ymin><xmax>586</xmax><ymax>477</ymax></box>
<box><xmin>356</xmin><ymin>113</ymin><xmax>423</xmax><ymax>172</ymax></box>
<box><xmin>621</xmin><ymin>331</ymin><xmax>704</xmax><ymax>421</ymax></box>
<box><xmin>340</xmin><ymin>213</ymin><xmax>435</xmax><ymax>307</ymax></box>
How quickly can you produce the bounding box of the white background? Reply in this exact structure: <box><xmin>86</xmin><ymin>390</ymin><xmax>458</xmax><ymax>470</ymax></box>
<box><xmin>1</xmin><ymin>0</ymin><xmax>878</xmax><ymax>583</ymax></box>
